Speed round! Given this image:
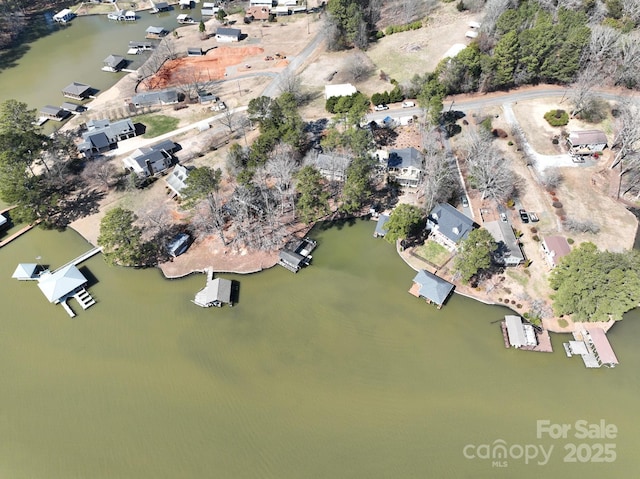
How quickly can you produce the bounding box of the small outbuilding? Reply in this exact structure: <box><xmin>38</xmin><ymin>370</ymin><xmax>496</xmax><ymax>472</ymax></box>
<box><xmin>504</xmin><ymin>315</ymin><xmax>537</xmax><ymax>349</ymax></box>
<box><xmin>12</xmin><ymin>263</ymin><xmax>42</xmax><ymax>281</ymax></box>
<box><xmin>324</xmin><ymin>83</ymin><xmax>357</xmax><ymax>100</ymax></box>
<box><xmin>194</xmin><ymin>273</ymin><xmax>233</xmax><ymax>308</ymax></box>
<box><xmin>215</xmin><ymin>27</ymin><xmax>241</xmax><ymax>42</ymax></box>
<box><xmin>409</xmin><ymin>270</ymin><xmax>454</xmax><ymax>309</ymax></box>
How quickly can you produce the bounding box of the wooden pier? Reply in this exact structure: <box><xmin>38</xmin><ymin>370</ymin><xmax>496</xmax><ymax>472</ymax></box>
<box><xmin>53</xmin><ymin>246</ymin><xmax>102</xmax><ymax>273</ymax></box>
<box><xmin>0</xmin><ymin>221</ymin><xmax>40</xmax><ymax>249</ymax></box>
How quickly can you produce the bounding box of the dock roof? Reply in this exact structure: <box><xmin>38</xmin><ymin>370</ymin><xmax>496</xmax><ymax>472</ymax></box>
<box><xmin>62</xmin><ymin>82</ymin><xmax>91</xmax><ymax>98</ymax></box>
<box><xmin>195</xmin><ymin>278</ymin><xmax>232</xmax><ymax>306</ymax></box>
<box><xmin>412</xmin><ymin>270</ymin><xmax>454</xmax><ymax>306</ymax></box>
<box><xmin>587</xmin><ymin>328</ymin><xmax>619</xmax><ymax>366</ymax></box>
<box><xmin>37</xmin><ymin>265</ymin><xmax>87</xmax><ymax>303</ymax></box>
<box><xmin>374</xmin><ymin>214</ymin><xmax>390</xmax><ymax>237</ymax></box>
<box><xmin>505</xmin><ymin>315</ymin><xmax>527</xmax><ymax>348</ymax></box>
<box><xmin>12</xmin><ymin>263</ymin><xmax>39</xmax><ymax>280</ymax></box>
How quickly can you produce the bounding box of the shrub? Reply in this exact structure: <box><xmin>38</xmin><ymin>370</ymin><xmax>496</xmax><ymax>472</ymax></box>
<box><xmin>552</xmin><ymin>137</ymin><xmax>559</xmax><ymax>145</ymax></box>
<box><xmin>517</xmin><ymin>304</ymin><xmax>522</xmax><ymax>309</ymax></box>
<box><xmin>511</xmin><ymin>300</ymin><xmax>516</xmax><ymax>305</ymax></box>
<box><xmin>503</xmin><ymin>287</ymin><xmax>512</xmax><ymax>294</ymax></box>
<box><xmin>492</xmin><ymin>128</ymin><xmax>508</xmax><ymax>138</ymax></box>
<box><xmin>479</xmin><ymin>117</ymin><xmax>492</xmax><ymax>131</ymax></box>
<box><xmin>508</xmin><ymin>140</ymin><xmax>514</xmax><ymax>146</ymax></box>
<box><xmin>552</xmin><ymin>201</ymin><xmax>563</xmax><ymax>208</ymax></box>
<box><xmin>567</xmin><ymin>238</ymin><xmax>575</xmax><ymax>244</ymax></box>
<box><xmin>506</xmin><ymin>198</ymin><xmax>515</xmax><ymax>208</ymax></box>
<box><xmin>524</xmin><ymin>259</ymin><xmax>532</xmax><ymax>268</ymax></box>
<box><xmin>530</xmin><ymin>227</ymin><xmax>537</xmax><ymax>234</ymax></box>
<box><xmin>532</xmin><ymin>235</ymin><xmax>540</xmax><ymax>242</ymax></box>
<box><xmin>555</xmin><ymin>208</ymin><xmax>565</xmax><ymax>217</ymax></box>
<box><xmin>544</xmin><ymin>109</ymin><xmax>569</xmax><ymax>127</ymax></box>
<box><xmin>504</xmin><ymin>298</ymin><xmax>510</xmax><ymax>304</ymax></box>
<box><xmin>551</xmin><ymin>196</ymin><xmax>559</xmax><ymax>202</ymax></box>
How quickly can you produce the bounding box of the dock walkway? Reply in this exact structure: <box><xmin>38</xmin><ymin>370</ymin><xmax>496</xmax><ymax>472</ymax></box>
<box><xmin>0</xmin><ymin>221</ymin><xmax>40</xmax><ymax>249</ymax></box>
<box><xmin>53</xmin><ymin>246</ymin><xmax>102</xmax><ymax>273</ymax></box>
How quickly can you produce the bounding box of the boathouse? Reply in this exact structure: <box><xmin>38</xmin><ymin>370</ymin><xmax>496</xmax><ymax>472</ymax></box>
<box><xmin>187</xmin><ymin>47</ymin><xmax>204</xmax><ymax>56</ymax></box>
<box><xmin>504</xmin><ymin>315</ymin><xmax>537</xmax><ymax>349</ymax></box>
<box><xmin>146</xmin><ymin>26</ymin><xmax>169</xmax><ymax>39</ymax></box>
<box><xmin>53</xmin><ymin>9</ymin><xmax>75</xmax><ymax>23</ymax></box>
<box><xmin>566</xmin><ymin>328</ymin><xmax>619</xmax><ymax>368</ymax></box>
<box><xmin>60</xmin><ymin>102</ymin><xmax>84</xmax><ymax>114</ymax></box>
<box><xmin>103</xmin><ymin>54</ymin><xmax>127</xmax><ymax>72</ymax></box>
<box><xmin>40</xmin><ymin>105</ymin><xmax>70</xmax><ymax>121</ymax></box>
<box><xmin>153</xmin><ymin>2</ymin><xmax>170</xmax><ymax>12</ymax></box>
<box><xmin>179</xmin><ymin>0</ymin><xmax>192</xmax><ymax>9</ymax></box>
<box><xmin>409</xmin><ymin>270</ymin><xmax>454</xmax><ymax>309</ymax></box>
<box><xmin>215</xmin><ymin>27</ymin><xmax>241</xmax><ymax>42</ymax></box>
<box><xmin>194</xmin><ymin>271</ymin><xmax>233</xmax><ymax>308</ymax></box>
<box><xmin>62</xmin><ymin>82</ymin><xmax>92</xmax><ymax>100</ymax></box>
<box><xmin>12</xmin><ymin>263</ymin><xmax>42</xmax><ymax>281</ymax></box>
<box><xmin>373</xmin><ymin>214</ymin><xmax>389</xmax><ymax>238</ymax></box>
<box><xmin>37</xmin><ymin>265</ymin><xmax>87</xmax><ymax>304</ymax></box>
<box><xmin>278</xmin><ymin>237</ymin><xmax>317</xmax><ymax>273</ymax></box>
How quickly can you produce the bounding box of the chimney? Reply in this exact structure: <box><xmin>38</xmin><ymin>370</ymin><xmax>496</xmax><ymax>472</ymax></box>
<box><xmin>145</xmin><ymin>159</ymin><xmax>154</xmax><ymax>176</ymax></box>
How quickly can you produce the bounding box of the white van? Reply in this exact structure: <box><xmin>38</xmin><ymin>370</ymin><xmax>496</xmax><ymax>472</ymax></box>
<box><xmin>402</xmin><ymin>101</ymin><xmax>415</xmax><ymax>108</ymax></box>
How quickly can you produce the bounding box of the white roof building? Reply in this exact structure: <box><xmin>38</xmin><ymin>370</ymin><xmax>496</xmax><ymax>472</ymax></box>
<box><xmin>324</xmin><ymin>83</ymin><xmax>357</xmax><ymax>100</ymax></box>
<box><xmin>37</xmin><ymin>265</ymin><xmax>87</xmax><ymax>303</ymax></box>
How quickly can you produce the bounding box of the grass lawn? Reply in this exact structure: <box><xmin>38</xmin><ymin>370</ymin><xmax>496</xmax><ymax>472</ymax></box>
<box><xmin>506</xmin><ymin>269</ymin><xmax>530</xmax><ymax>287</ymax></box>
<box><xmin>416</xmin><ymin>240</ymin><xmax>451</xmax><ymax>267</ymax></box>
<box><xmin>137</xmin><ymin>115</ymin><xmax>179</xmax><ymax>138</ymax></box>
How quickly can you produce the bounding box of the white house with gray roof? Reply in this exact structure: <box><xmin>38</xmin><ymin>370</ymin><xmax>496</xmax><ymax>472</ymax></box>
<box><xmin>387</xmin><ymin>147</ymin><xmax>424</xmax><ymax>187</ymax></box>
<box><xmin>567</xmin><ymin>130</ymin><xmax>608</xmax><ymax>155</ymax></box>
<box><xmin>426</xmin><ymin>203</ymin><xmax>475</xmax><ymax>251</ymax></box>
<box><xmin>78</xmin><ymin>118</ymin><xmax>136</xmax><ymax>158</ymax></box>
<box><xmin>123</xmin><ymin>140</ymin><xmax>177</xmax><ymax>177</ymax></box>
<box><xmin>215</xmin><ymin>27</ymin><xmax>241</xmax><ymax>42</ymax></box>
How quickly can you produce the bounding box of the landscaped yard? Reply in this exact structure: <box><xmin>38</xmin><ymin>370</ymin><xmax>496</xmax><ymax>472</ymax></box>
<box><xmin>416</xmin><ymin>240</ymin><xmax>451</xmax><ymax>267</ymax></box>
<box><xmin>137</xmin><ymin>115</ymin><xmax>180</xmax><ymax>138</ymax></box>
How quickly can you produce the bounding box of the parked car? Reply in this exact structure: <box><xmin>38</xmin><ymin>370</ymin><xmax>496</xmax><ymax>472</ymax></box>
<box><xmin>500</xmin><ymin>213</ymin><xmax>508</xmax><ymax>222</ymax></box>
<box><xmin>374</xmin><ymin>104</ymin><xmax>389</xmax><ymax>111</ymax></box>
<box><xmin>461</xmin><ymin>196</ymin><xmax>469</xmax><ymax>207</ymax></box>
<box><xmin>519</xmin><ymin>209</ymin><xmax>529</xmax><ymax>223</ymax></box>
<box><xmin>402</xmin><ymin>101</ymin><xmax>415</xmax><ymax>108</ymax></box>
<box><xmin>528</xmin><ymin>212</ymin><xmax>539</xmax><ymax>222</ymax></box>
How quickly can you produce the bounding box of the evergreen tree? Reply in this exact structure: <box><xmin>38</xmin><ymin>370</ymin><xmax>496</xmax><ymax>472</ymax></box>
<box><xmin>454</xmin><ymin>228</ymin><xmax>497</xmax><ymax>283</ymax></box>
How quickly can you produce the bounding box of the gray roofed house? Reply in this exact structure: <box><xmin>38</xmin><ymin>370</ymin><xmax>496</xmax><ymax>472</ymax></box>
<box><xmin>62</xmin><ymin>82</ymin><xmax>92</xmax><ymax>100</ymax></box>
<box><xmin>166</xmin><ymin>164</ymin><xmax>191</xmax><ymax>197</ymax></box>
<box><xmin>484</xmin><ymin>220</ymin><xmax>525</xmax><ymax>266</ymax></box>
<box><xmin>409</xmin><ymin>270</ymin><xmax>454</xmax><ymax>308</ymax></box>
<box><xmin>215</xmin><ymin>27</ymin><xmax>241</xmax><ymax>42</ymax></box>
<box><xmin>40</xmin><ymin>105</ymin><xmax>70</xmax><ymax>121</ymax></box>
<box><xmin>374</xmin><ymin>214</ymin><xmax>389</xmax><ymax>238</ymax></box>
<box><xmin>78</xmin><ymin>118</ymin><xmax>137</xmax><ymax>158</ymax></box>
<box><xmin>427</xmin><ymin>203</ymin><xmax>475</xmax><ymax>251</ymax></box>
<box><xmin>567</xmin><ymin>130</ymin><xmax>608</xmax><ymax>155</ymax></box>
<box><xmin>312</xmin><ymin>153</ymin><xmax>351</xmax><ymax>182</ymax></box>
<box><xmin>103</xmin><ymin>54</ymin><xmax>127</xmax><ymax>72</ymax></box>
<box><xmin>122</xmin><ymin>140</ymin><xmax>177</xmax><ymax>177</ymax></box>
<box><xmin>131</xmin><ymin>89</ymin><xmax>179</xmax><ymax>107</ymax></box>
<box><xmin>387</xmin><ymin>147</ymin><xmax>424</xmax><ymax>187</ymax></box>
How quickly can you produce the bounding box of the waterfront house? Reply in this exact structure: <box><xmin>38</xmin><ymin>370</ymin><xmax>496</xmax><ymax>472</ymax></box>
<box><xmin>37</xmin><ymin>265</ymin><xmax>87</xmax><ymax>304</ymax></box>
<box><xmin>131</xmin><ymin>89</ymin><xmax>179</xmax><ymax>107</ymax></box>
<box><xmin>122</xmin><ymin>139</ymin><xmax>177</xmax><ymax>177</ymax></box>
<box><xmin>567</xmin><ymin>130</ymin><xmax>608</xmax><ymax>156</ymax></box>
<box><xmin>373</xmin><ymin>214</ymin><xmax>389</xmax><ymax>238</ymax></box>
<box><xmin>504</xmin><ymin>315</ymin><xmax>537</xmax><ymax>348</ymax></box>
<box><xmin>78</xmin><ymin>118</ymin><xmax>136</xmax><ymax>158</ymax></box>
<box><xmin>387</xmin><ymin>147</ymin><xmax>424</xmax><ymax>188</ymax></box>
<box><xmin>409</xmin><ymin>270</ymin><xmax>454</xmax><ymax>309</ymax></box>
<box><xmin>541</xmin><ymin>235</ymin><xmax>571</xmax><ymax>268</ymax></box>
<box><xmin>146</xmin><ymin>26</ymin><xmax>169</xmax><ymax>39</ymax></box>
<box><xmin>166</xmin><ymin>164</ymin><xmax>191</xmax><ymax>197</ymax></box>
<box><xmin>53</xmin><ymin>9</ymin><xmax>75</xmax><ymax>23</ymax></box>
<box><xmin>426</xmin><ymin>203</ymin><xmax>475</xmax><ymax>251</ymax></box>
<box><xmin>484</xmin><ymin>220</ymin><xmax>525</xmax><ymax>266</ymax></box>
<box><xmin>215</xmin><ymin>27</ymin><xmax>242</xmax><ymax>42</ymax></box>
<box><xmin>103</xmin><ymin>55</ymin><xmax>127</xmax><ymax>72</ymax></box>
<box><xmin>311</xmin><ymin>153</ymin><xmax>351</xmax><ymax>182</ymax></box>
<box><xmin>324</xmin><ymin>83</ymin><xmax>357</xmax><ymax>100</ymax></box>
<box><xmin>40</xmin><ymin>105</ymin><xmax>70</xmax><ymax>121</ymax></box>
<box><xmin>62</xmin><ymin>82</ymin><xmax>92</xmax><ymax>100</ymax></box>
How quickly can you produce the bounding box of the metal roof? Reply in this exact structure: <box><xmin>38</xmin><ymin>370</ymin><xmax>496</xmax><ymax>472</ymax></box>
<box><xmin>587</xmin><ymin>328</ymin><xmax>619</xmax><ymax>365</ymax></box>
<box><xmin>37</xmin><ymin>265</ymin><xmax>87</xmax><ymax>303</ymax></box>
<box><xmin>374</xmin><ymin>214</ymin><xmax>389</xmax><ymax>237</ymax></box>
<box><xmin>412</xmin><ymin>270</ymin><xmax>454</xmax><ymax>306</ymax></box>
<box><xmin>195</xmin><ymin>278</ymin><xmax>232</xmax><ymax>305</ymax></box>
<box><xmin>428</xmin><ymin>203</ymin><xmax>474</xmax><ymax>244</ymax></box>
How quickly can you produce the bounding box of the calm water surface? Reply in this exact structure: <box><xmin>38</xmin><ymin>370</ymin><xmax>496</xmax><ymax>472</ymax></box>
<box><xmin>0</xmin><ymin>220</ymin><xmax>639</xmax><ymax>478</ymax></box>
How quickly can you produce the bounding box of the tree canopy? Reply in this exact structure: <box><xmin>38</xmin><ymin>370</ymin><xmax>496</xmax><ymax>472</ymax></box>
<box><xmin>98</xmin><ymin>207</ymin><xmax>155</xmax><ymax>267</ymax></box>
<box><xmin>384</xmin><ymin>204</ymin><xmax>424</xmax><ymax>243</ymax></box>
<box><xmin>453</xmin><ymin>228</ymin><xmax>497</xmax><ymax>283</ymax></box>
<box><xmin>549</xmin><ymin>242</ymin><xmax>640</xmax><ymax>322</ymax></box>
<box><xmin>295</xmin><ymin>165</ymin><xmax>329</xmax><ymax>224</ymax></box>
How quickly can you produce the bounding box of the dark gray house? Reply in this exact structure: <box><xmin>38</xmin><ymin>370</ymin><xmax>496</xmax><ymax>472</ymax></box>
<box><xmin>78</xmin><ymin>118</ymin><xmax>136</xmax><ymax>158</ymax></box>
<box><xmin>122</xmin><ymin>139</ymin><xmax>177</xmax><ymax>177</ymax></box>
<box><xmin>426</xmin><ymin>203</ymin><xmax>475</xmax><ymax>251</ymax></box>
<box><xmin>131</xmin><ymin>89</ymin><xmax>179</xmax><ymax>107</ymax></box>
<box><xmin>387</xmin><ymin>147</ymin><xmax>424</xmax><ymax>187</ymax></box>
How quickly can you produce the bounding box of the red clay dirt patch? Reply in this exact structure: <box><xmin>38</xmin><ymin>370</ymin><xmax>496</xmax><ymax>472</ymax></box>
<box><xmin>148</xmin><ymin>46</ymin><xmax>265</xmax><ymax>90</ymax></box>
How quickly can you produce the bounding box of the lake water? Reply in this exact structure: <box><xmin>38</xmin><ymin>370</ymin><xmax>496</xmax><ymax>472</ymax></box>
<box><xmin>1</xmin><ymin>220</ymin><xmax>639</xmax><ymax>478</ymax></box>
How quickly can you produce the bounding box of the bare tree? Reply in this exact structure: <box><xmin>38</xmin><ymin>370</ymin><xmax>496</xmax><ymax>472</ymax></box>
<box><xmin>611</xmin><ymin>100</ymin><xmax>640</xmax><ymax>170</ymax></box>
<box><xmin>464</xmin><ymin>130</ymin><xmax>516</xmax><ymax>201</ymax></box>
<box><xmin>541</xmin><ymin>166</ymin><xmax>563</xmax><ymax>190</ymax></box>
<box><xmin>346</xmin><ymin>51</ymin><xmax>374</xmax><ymax>82</ymax></box>
<box><xmin>569</xmin><ymin>65</ymin><xmax>599</xmax><ymax>118</ymax></box>
<box><xmin>82</xmin><ymin>159</ymin><xmax>118</xmax><ymax>190</ymax></box>
<box><xmin>481</xmin><ymin>0</ymin><xmax>515</xmax><ymax>34</ymax></box>
<box><xmin>278</xmin><ymin>71</ymin><xmax>303</xmax><ymax>102</ymax></box>
<box><xmin>267</xmin><ymin>144</ymin><xmax>299</xmax><ymax>214</ymax></box>
<box><xmin>422</xmin><ymin>145</ymin><xmax>457</xmax><ymax>213</ymax></box>
<box><xmin>217</xmin><ymin>108</ymin><xmax>236</xmax><ymax>134</ymax></box>
<box><xmin>622</xmin><ymin>0</ymin><xmax>640</xmax><ymax>24</ymax></box>
<box><xmin>614</xmin><ymin>31</ymin><xmax>640</xmax><ymax>88</ymax></box>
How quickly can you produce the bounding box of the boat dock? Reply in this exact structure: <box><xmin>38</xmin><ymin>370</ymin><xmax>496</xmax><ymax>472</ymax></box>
<box><xmin>193</xmin><ymin>268</ymin><xmax>233</xmax><ymax>307</ymax></box>
<box><xmin>500</xmin><ymin>318</ymin><xmax>553</xmax><ymax>352</ymax></box>
<box><xmin>564</xmin><ymin>328</ymin><xmax>619</xmax><ymax>368</ymax></box>
<box><xmin>53</xmin><ymin>246</ymin><xmax>102</xmax><ymax>273</ymax></box>
<box><xmin>0</xmin><ymin>220</ymin><xmax>40</xmax><ymax>249</ymax></box>
<box><xmin>278</xmin><ymin>237</ymin><xmax>317</xmax><ymax>273</ymax></box>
